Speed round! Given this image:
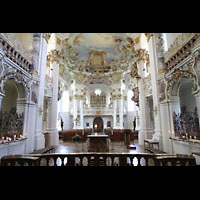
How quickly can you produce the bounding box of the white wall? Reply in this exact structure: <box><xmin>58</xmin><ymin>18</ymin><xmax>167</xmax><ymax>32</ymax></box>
<box><xmin>179</xmin><ymin>82</ymin><xmax>196</xmax><ymax>113</ymax></box>
<box><xmin>83</xmin><ymin>116</ymin><xmax>113</xmax><ymax>129</ymax></box>
<box><xmin>165</xmin><ymin>33</ymin><xmax>181</xmax><ymax>50</ymax></box>
<box><xmin>126</xmin><ymin>111</ymin><xmax>135</xmax><ymax>129</ymax></box>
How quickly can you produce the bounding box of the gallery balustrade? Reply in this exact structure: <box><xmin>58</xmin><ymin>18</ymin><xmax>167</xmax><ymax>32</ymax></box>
<box><xmin>164</xmin><ymin>33</ymin><xmax>200</xmax><ymax>70</ymax></box>
<box><xmin>0</xmin><ymin>152</ymin><xmax>196</xmax><ymax>166</ymax></box>
<box><xmin>0</xmin><ymin>34</ymin><xmax>33</xmax><ymax>73</ymax></box>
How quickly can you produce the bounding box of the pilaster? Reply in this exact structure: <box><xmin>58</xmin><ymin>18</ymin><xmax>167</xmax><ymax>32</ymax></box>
<box><xmin>34</xmin><ymin>36</ymin><xmax>48</xmax><ymax>150</ymax></box>
<box><xmin>45</xmin><ymin>37</ymin><xmax>60</xmax><ymax>147</ymax></box>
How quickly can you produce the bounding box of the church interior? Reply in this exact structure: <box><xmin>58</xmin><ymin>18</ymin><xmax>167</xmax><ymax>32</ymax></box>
<box><xmin>0</xmin><ymin>33</ymin><xmax>200</xmax><ymax>166</ymax></box>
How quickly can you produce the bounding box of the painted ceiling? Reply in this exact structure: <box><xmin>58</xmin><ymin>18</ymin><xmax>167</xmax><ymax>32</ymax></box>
<box><xmin>58</xmin><ymin>33</ymin><xmax>137</xmax><ymax>86</ymax></box>
<box><xmin>70</xmin><ymin>33</ymin><xmax>125</xmax><ymax>62</ymax></box>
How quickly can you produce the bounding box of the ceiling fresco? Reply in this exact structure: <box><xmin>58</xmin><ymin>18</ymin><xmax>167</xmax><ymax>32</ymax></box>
<box><xmin>58</xmin><ymin>33</ymin><xmax>137</xmax><ymax>86</ymax></box>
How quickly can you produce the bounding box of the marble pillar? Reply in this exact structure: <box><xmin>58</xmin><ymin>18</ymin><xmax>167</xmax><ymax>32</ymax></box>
<box><xmin>23</xmin><ymin>101</ymin><xmax>37</xmax><ymax>153</ymax></box>
<box><xmin>119</xmin><ymin>97</ymin><xmax>124</xmax><ymax>128</ymax></box>
<box><xmin>46</xmin><ymin>61</ymin><xmax>59</xmax><ymax>147</ymax></box>
<box><xmin>137</xmin><ymin>60</ymin><xmax>152</xmax><ymax>145</ymax></box>
<box><xmin>73</xmin><ymin>98</ymin><xmax>78</xmax><ymax>129</ymax></box>
<box><xmin>159</xmin><ymin>101</ymin><xmax>174</xmax><ymax>154</ymax></box>
<box><xmin>148</xmin><ymin>35</ymin><xmax>164</xmax><ymax>149</ymax></box>
<box><xmin>80</xmin><ymin>98</ymin><xmax>84</xmax><ymax>129</ymax></box>
<box><xmin>113</xmin><ymin>98</ymin><xmax>117</xmax><ymax>128</ymax></box>
<box><xmin>34</xmin><ymin>35</ymin><xmax>48</xmax><ymax>150</ymax></box>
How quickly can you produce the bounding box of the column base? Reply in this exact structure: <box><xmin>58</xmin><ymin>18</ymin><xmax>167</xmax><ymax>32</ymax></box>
<box><xmin>46</xmin><ymin>129</ymin><xmax>59</xmax><ymax>147</ymax></box>
<box><xmin>138</xmin><ymin>130</ymin><xmax>146</xmax><ymax>145</ymax></box>
<box><xmin>25</xmin><ymin>137</ymin><xmax>35</xmax><ymax>154</ymax></box>
<box><xmin>34</xmin><ymin>131</ymin><xmax>45</xmax><ymax>150</ymax></box>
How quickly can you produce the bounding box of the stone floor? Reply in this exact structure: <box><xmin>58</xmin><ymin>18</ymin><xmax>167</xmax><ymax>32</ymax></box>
<box><xmin>55</xmin><ymin>139</ymin><xmax>145</xmax><ymax>154</ymax></box>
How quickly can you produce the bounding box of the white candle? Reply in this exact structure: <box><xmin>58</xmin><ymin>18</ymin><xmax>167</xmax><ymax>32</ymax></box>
<box><xmin>2</xmin><ymin>137</ymin><xmax>4</xmax><ymax>140</ymax></box>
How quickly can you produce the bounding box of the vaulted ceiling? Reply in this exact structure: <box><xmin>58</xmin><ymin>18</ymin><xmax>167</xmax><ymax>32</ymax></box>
<box><xmin>57</xmin><ymin>33</ymin><xmax>139</xmax><ymax>88</ymax></box>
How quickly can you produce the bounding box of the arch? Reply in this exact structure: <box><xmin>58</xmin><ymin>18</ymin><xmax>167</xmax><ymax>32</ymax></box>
<box><xmin>1</xmin><ymin>72</ymin><xmax>29</xmax><ymax>99</ymax></box>
<box><xmin>1</xmin><ymin>79</ymin><xmax>19</xmax><ymax>112</ymax></box>
<box><xmin>167</xmin><ymin>69</ymin><xmax>197</xmax><ymax>99</ymax></box>
<box><xmin>93</xmin><ymin>117</ymin><xmax>104</xmax><ymax>133</ymax></box>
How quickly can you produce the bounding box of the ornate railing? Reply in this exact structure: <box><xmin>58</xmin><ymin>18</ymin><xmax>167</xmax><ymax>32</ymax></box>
<box><xmin>172</xmin><ymin>106</ymin><xmax>200</xmax><ymax>139</ymax></box>
<box><xmin>0</xmin><ymin>34</ymin><xmax>33</xmax><ymax>73</ymax></box>
<box><xmin>164</xmin><ymin>33</ymin><xmax>200</xmax><ymax>70</ymax></box>
<box><xmin>0</xmin><ymin>107</ymin><xmax>24</xmax><ymax>138</ymax></box>
<box><xmin>0</xmin><ymin>152</ymin><xmax>196</xmax><ymax>166</ymax></box>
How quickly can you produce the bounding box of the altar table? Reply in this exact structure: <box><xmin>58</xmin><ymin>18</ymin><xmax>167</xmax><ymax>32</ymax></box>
<box><xmin>87</xmin><ymin>135</ymin><xmax>109</xmax><ymax>152</ymax></box>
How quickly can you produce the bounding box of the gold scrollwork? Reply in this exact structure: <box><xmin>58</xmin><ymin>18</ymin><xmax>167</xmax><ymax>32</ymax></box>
<box><xmin>43</xmin><ymin>33</ymin><xmax>52</xmax><ymax>43</ymax></box>
<box><xmin>47</xmin><ymin>49</ymin><xmax>61</xmax><ymax>64</ymax></box>
<box><xmin>145</xmin><ymin>33</ymin><xmax>154</xmax><ymax>42</ymax></box>
<box><xmin>134</xmin><ymin>49</ymin><xmax>149</xmax><ymax>64</ymax></box>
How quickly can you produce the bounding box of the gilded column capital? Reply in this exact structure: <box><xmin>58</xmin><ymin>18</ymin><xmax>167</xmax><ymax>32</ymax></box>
<box><xmin>145</xmin><ymin>33</ymin><xmax>154</xmax><ymax>42</ymax></box>
<box><xmin>42</xmin><ymin>33</ymin><xmax>52</xmax><ymax>43</ymax></box>
<box><xmin>47</xmin><ymin>49</ymin><xmax>61</xmax><ymax>64</ymax></box>
<box><xmin>134</xmin><ymin>48</ymin><xmax>149</xmax><ymax>64</ymax></box>
<box><xmin>130</xmin><ymin>62</ymin><xmax>141</xmax><ymax>79</ymax></box>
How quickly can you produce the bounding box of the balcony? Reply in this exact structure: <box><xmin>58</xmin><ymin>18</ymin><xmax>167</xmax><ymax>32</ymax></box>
<box><xmin>0</xmin><ymin>34</ymin><xmax>33</xmax><ymax>73</ymax></box>
<box><xmin>164</xmin><ymin>33</ymin><xmax>200</xmax><ymax>71</ymax></box>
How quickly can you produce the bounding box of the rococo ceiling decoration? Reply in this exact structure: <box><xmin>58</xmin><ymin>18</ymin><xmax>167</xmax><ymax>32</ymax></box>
<box><xmin>59</xmin><ymin>33</ymin><xmax>136</xmax><ymax>77</ymax></box>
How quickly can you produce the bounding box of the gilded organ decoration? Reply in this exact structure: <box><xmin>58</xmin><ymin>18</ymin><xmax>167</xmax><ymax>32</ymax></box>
<box><xmin>87</xmin><ymin>50</ymin><xmax>110</xmax><ymax>73</ymax></box>
<box><xmin>90</xmin><ymin>91</ymin><xmax>106</xmax><ymax>107</ymax></box>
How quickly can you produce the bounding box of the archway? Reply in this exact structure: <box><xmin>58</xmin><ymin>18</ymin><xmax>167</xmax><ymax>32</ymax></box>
<box><xmin>0</xmin><ymin>78</ymin><xmax>26</xmax><ymax>137</ymax></box>
<box><xmin>93</xmin><ymin>117</ymin><xmax>104</xmax><ymax>133</ymax></box>
<box><xmin>171</xmin><ymin>77</ymin><xmax>199</xmax><ymax>138</ymax></box>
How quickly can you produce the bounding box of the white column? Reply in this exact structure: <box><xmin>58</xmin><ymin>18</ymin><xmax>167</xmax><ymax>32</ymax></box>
<box><xmin>160</xmin><ymin>101</ymin><xmax>175</xmax><ymax>153</ymax></box>
<box><xmin>23</xmin><ymin>102</ymin><xmax>37</xmax><ymax>153</ymax></box>
<box><xmin>144</xmin><ymin>97</ymin><xmax>154</xmax><ymax>139</ymax></box>
<box><xmin>148</xmin><ymin>35</ymin><xmax>164</xmax><ymax>148</ymax></box>
<box><xmin>138</xmin><ymin>77</ymin><xmax>147</xmax><ymax>145</ymax></box>
<box><xmin>119</xmin><ymin>97</ymin><xmax>124</xmax><ymax>128</ymax></box>
<box><xmin>113</xmin><ymin>98</ymin><xmax>117</xmax><ymax>128</ymax></box>
<box><xmin>46</xmin><ymin>61</ymin><xmax>59</xmax><ymax>147</ymax></box>
<box><xmin>34</xmin><ymin>35</ymin><xmax>48</xmax><ymax>150</ymax></box>
<box><xmin>80</xmin><ymin>98</ymin><xmax>83</xmax><ymax>129</ymax></box>
<box><xmin>73</xmin><ymin>97</ymin><xmax>78</xmax><ymax>129</ymax></box>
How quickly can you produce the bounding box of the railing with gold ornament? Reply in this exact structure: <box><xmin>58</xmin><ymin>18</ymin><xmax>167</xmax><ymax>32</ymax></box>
<box><xmin>0</xmin><ymin>34</ymin><xmax>33</xmax><ymax>73</ymax></box>
<box><xmin>163</xmin><ymin>33</ymin><xmax>200</xmax><ymax>70</ymax></box>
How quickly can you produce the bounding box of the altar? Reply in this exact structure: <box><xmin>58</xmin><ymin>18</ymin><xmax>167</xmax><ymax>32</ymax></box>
<box><xmin>87</xmin><ymin>134</ymin><xmax>109</xmax><ymax>152</ymax></box>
